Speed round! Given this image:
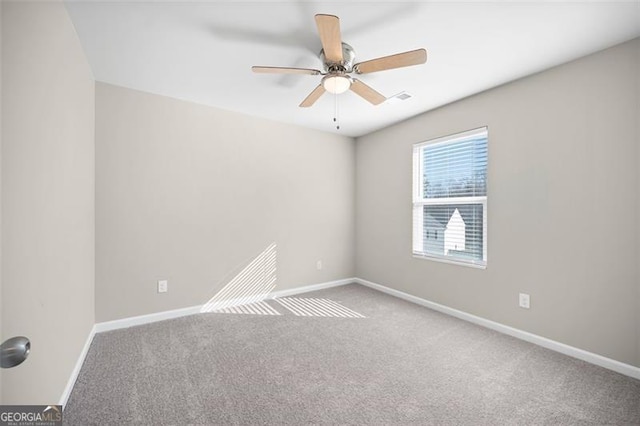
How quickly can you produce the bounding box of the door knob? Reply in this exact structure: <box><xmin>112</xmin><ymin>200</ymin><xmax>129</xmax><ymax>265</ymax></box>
<box><xmin>1</xmin><ymin>336</ymin><xmax>31</xmax><ymax>368</ymax></box>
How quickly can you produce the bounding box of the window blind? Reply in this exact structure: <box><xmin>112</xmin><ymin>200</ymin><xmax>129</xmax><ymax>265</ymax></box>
<box><xmin>413</xmin><ymin>128</ymin><xmax>488</xmax><ymax>267</ymax></box>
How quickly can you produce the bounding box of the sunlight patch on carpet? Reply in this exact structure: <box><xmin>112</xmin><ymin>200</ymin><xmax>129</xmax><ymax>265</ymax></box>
<box><xmin>274</xmin><ymin>297</ymin><xmax>366</xmax><ymax>318</ymax></box>
<box><xmin>210</xmin><ymin>300</ymin><xmax>281</xmax><ymax>315</ymax></box>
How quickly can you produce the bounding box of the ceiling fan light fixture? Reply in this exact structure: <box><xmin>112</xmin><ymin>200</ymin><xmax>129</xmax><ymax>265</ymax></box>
<box><xmin>322</xmin><ymin>75</ymin><xmax>351</xmax><ymax>94</ymax></box>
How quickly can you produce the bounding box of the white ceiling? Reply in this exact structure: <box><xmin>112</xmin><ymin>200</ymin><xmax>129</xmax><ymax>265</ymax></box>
<box><xmin>65</xmin><ymin>1</ymin><xmax>640</xmax><ymax>137</ymax></box>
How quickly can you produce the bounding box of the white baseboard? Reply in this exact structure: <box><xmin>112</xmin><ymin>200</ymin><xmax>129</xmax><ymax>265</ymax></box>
<box><xmin>354</xmin><ymin>277</ymin><xmax>640</xmax><ymax>380</ymax></box>
<box><xmin>94</xmin><ymin>304</ymin><xmax>203</xmax><ymax>333</ymax></box>
<box><xmin>60</xmin><ymin>324</ymin><xmax>96</xmax><ymax>408</ymax></box>
<box><xmin>268</xmin><ymin>278</ymin><xmax>355</xmax><ymax>299</ymax></box>
<box><xmin>94</xmin><ymin>277</ymin><xmax>357</xmax><ymax>333</ymax></box>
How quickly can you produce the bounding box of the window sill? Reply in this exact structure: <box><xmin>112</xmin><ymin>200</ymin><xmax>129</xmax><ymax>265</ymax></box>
<box><xmin>412</xmin><ymin>253</ymin><xmax>487</xmax><ymax>270</ymax></box>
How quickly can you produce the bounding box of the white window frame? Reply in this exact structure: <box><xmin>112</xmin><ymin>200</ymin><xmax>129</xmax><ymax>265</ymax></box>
<box><xmin>412</xmin><ymin>127</ymin><xmax>488</xmax><ymax>269</ymax></box>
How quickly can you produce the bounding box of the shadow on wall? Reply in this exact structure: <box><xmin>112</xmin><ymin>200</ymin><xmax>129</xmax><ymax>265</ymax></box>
<box><xmin>200</xmin><ymin>243</ymin><xmax>277</xmax><ymax>313</ymax></box>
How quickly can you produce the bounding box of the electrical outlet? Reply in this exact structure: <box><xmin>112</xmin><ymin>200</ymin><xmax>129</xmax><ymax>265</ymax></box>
<box><xmin>158</xmin><ymin>280</ymin><xmax>168</xmax><ymax>293</ymax></box>
<box><xmin>519</xmin><ymin>293</ymin><xmax>530</xmax><ymax>309</ymax></box>
<box><xmin>316</xmin><ymin>260</ymin><xmax>322</xmax><ymax>270</ymax></box>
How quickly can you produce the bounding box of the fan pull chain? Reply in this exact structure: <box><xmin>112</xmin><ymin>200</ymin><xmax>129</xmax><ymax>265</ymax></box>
<box><xmin>333</xmin><ymin>92</ymin><xmax>340</xmax><ymax>130</ymax></box>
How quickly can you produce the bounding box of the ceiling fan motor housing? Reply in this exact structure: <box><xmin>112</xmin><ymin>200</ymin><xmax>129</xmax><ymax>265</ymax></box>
<box><xmin>320</xmin><ymin>42</ymin><xmax>356</xmax><ymax>73</ymax></box>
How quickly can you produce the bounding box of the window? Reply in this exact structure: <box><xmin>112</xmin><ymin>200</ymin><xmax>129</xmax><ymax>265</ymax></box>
<box><xmin>413</xmin><ymin>127</ymin><xmax>488</xmax><ymax>267</ymax></box>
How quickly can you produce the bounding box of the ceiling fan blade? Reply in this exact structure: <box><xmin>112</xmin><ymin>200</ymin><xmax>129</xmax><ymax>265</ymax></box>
<box><xmin>299</xmin><ymin>85</ymin><xmax>326</xmax><ymax>108</ymax></box>
<box><xmin>315</xmin><ymin>14</ymin><xmax>343</xmax><ymax>64</ymax></box>
<box><xmin>354</xmin><ymin>48</ymin><xmax>427</xmax><ymax>74</ymax></box>
<box><xmin>252</xmin><ymin>66</ymin><xmax>321</xmax><ymax>75</ymax></box>
<box><xmin>350</xmin><ymin>79</ymin><xmax>386</xmax><ymax>105</ymax></box>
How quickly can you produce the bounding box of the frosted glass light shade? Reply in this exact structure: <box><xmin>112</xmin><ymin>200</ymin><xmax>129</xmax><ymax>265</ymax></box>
<box><xmin>322</xmin><ymin>75</ymin><xmax>351</xmax><ymax>94</ymax></box>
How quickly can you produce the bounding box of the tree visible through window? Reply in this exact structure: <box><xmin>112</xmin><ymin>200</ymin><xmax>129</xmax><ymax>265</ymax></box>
<box><xmin>412</xmin><ymin>127</ymin><xmax>488</xmax><ymax>267</ymax></box>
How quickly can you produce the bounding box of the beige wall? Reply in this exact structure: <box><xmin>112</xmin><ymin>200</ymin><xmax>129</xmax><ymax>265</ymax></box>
<box><xmin>95</xmin><ymin>83</ymin><xmax>355</xmax><ymax>322</ymax></box>
<box><xmin>1</xmin><ymin>0</ymin><xmax>95</xmax><ymax>404</ymax></box>
<box><xmin>356</xmin><ymin>39</ymin><xmax>640</xmax><ymax>367</ymax></box>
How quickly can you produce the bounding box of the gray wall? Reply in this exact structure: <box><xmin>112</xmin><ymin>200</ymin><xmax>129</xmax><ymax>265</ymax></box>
<box><xmin>1</xmin><ymin>1</ymin><xmax>95</xmax><ymax>403</ymax></box>
<box><xmin>356</xmin><ymin>39</ymin><xmax>640</xmax><ymax>367</ymax></box>
<box><xmin>95</xmin><ymin>83</ymin><xmax>355</xmax><ymax>322</ymax></box>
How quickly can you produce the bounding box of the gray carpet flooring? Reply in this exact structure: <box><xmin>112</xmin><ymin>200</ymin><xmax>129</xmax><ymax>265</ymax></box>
<box><xmin>64</xmin><ymin>284</ymin><xmax>640</xmax><ymax>425</ymax></box>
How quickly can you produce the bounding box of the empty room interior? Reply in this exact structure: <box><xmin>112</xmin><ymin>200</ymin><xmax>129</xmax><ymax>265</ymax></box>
<box><xmin>1</xmin><ymin>0</ymin><xmax>640</xmax><ymax>424</ymax></box>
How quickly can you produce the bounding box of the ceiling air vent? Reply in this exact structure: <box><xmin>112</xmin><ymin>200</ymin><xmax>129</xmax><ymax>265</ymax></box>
<box><xmin>385</xmin><ymin>92</ymin><xmax>412</xmax><ymax>104</ymax></box>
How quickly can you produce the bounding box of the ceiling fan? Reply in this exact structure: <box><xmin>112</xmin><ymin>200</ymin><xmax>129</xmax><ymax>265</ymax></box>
<box><xmin>252</xmin><ymin>14</ymin><xmax>427</xmax><ymax>108</ymax></box>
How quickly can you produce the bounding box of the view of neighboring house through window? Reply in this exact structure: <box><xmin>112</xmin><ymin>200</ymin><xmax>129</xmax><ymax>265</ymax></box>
<box><xmin>413</xmin><ymin>127</ymin><xmax>488</xmax><ymax>267</ymax></box>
